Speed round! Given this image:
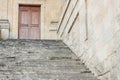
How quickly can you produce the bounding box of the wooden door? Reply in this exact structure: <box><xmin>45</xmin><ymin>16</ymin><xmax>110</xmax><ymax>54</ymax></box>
<box><xmin>19</xmin><ymin>5</ymin><xmax>40</xmax><ymax>39</ymax></box>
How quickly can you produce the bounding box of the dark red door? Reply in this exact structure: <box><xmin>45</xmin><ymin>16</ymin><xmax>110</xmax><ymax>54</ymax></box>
<box><xmin>19</xmin><ymin>5</ymin><xmax>40</xmax><ymax>39</ymax></box>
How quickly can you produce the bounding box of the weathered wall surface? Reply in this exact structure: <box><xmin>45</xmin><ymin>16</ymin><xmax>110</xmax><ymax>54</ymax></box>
<box><xmin>0</xmin><ymin>0</ymin><xmax>64</xmax><ymax>39</ymax></box>
<box><xmin>0</xmin><ymin>0</ymin><xmax>8</xmax><ymax>19</ymax></box>
<box><xmin>57</xmin><ymin>0</ymin><xmax>120</xmax><ymax>80</ymax></box>
<box><xmin>44</xmin><ymin>0</ymin><xmax>65</xmax><ymax>39</ymax></box>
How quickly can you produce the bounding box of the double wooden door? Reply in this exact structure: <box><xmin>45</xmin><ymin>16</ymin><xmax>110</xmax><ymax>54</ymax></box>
<box><xmin>19</xmin><ymin>5</ymin><xmax>41</xmax><ymax>39</ymax></box>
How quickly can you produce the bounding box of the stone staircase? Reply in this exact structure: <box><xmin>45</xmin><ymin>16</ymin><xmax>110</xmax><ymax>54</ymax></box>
<box><xmin>0</xmin><ymin>40</ymin><xmax>99</xmax><ymax>80</ymax></box>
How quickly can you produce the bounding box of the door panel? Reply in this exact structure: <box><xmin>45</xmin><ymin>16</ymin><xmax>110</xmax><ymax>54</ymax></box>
<box><xmin>19</xmin><ymin>6</ymin><xmax>40</xmax><ymax>39</ymax></box>
<box><xmin>30</xmin><ymin>7</ymin><xmax>40</xmax><ymax>39</ymax></box>
<box><xmin>21</xmin><ymin>11</ymin><xmax>29</xmax><ymax>25</ymax></box>
<box><xmin>30</xmin><ymin>27</ymin><xmax>40</xmax><ymax>39</ymax></box>
<box><xmin>19</xmin><ymin>27</ymin><xmax>29</xmax><ymax>39</ymax></box>
<box><xmin>31</xmin><ymin>12</ymin><xmax>39</xmax><ymax>24</ymax></box>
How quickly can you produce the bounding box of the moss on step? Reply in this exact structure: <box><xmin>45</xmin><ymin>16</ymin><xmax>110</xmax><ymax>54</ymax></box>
<box><xmin>81</xmin><ymin>70</ymin><xmax>91</xmax><ymax>73</ymax></box>
<box><xmin>49</xmin><ymin>56</ymin><xmax>72</xmax><ymax>60</ymax></box>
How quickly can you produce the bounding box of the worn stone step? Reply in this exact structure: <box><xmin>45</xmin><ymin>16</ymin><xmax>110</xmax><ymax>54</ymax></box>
<box><xmin>0</xmin><ymin>71</ymin><xmax>98</xmax><ymax>80</ymax></box>
<box><xmin>0</xmin><ymin>40</ymin><xmax>65</xmax><ymax>47</ymax></box>
<box><xmin>0</xmin><ymin>61</ymin><xmax>88</xmax><ymax>72</ymax></box>
<box><xmin>17</xmin><ymin>59</ymin><xmax>84</xmax><ymax>65</ymax></box>
<box><xmin>8</xmin><ymin>66</ymin><xmax>89</xmax><ymax>73</ymax></box>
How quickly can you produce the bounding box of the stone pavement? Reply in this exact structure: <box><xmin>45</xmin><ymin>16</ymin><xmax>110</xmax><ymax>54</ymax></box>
<box><xmin>0</xmin><ymin>40</ymin><xmax>99</xmax><ymax>80</ymax></box>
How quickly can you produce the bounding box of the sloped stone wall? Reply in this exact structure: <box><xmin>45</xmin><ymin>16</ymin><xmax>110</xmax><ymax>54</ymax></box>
<box><xmin>57</xmin><ymin>0</ymin><xmax>120</xmax><ymax>80</ymax></box>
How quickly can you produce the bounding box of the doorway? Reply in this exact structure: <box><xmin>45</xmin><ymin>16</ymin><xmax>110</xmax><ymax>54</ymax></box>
<box><xmin>19</xmin><ymin>5</ymin><xmax>41</xmax><ymax>39</ymax></box>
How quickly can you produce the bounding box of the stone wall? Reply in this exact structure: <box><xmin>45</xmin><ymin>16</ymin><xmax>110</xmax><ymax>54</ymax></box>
<box><xmin>57</xmin><ymin>0</ymin><xmax>120</xmax><ymax>80</ymax></box>
<box><xmin>0</xmin><ymin>0</ymin><xmax>64</xmax><ymax>39</ymax></box>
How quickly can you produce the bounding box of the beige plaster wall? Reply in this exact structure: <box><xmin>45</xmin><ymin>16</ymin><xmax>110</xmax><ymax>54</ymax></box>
<box><xmin>0</xmin><ymin>0</ymin><xmax>8</xmax><ymax>19</ymax></box>
<box><xmin>44</xmin><ymin>0</ymin><xmax>65</xmax><ymax>39</ymax></box>
<box><xmin>0</xmin><ymin>0</ymin><xmax>64</xmax><ymax>39</ymax></box>
<box><xmin>57</xmin><ymin>0</ymin><xmax>120</xmax><ymax>80</ymax></box>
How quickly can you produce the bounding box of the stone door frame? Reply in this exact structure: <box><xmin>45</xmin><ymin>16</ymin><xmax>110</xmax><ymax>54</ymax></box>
<box><xmin>11</xmin><ymin>0</ymin><xmax>45</xmax><ymax>39</ymax></box>
<box><xmin>18</xmin><ymin>5</ymin><xmax>41</xmax><ymax>39</ymax></box>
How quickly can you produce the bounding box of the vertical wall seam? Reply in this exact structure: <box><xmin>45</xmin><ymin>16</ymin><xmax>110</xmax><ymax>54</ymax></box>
<box><xmin>7</xmin><ymin>0</ymin><xmax>9</xmax><ymax>19</ymax></box>
<box><xmin>85</xmin><ymin>0</ymin><xmax>88</xmax><ymax>41</ymax></box>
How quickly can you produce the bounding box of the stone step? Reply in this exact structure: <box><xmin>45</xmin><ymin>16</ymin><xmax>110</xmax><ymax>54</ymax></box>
<box><xmin>0</xmin><ymin>40</ymin><xmax>65</xmax><ymax>47</ymax></box>
<box><xmin>18</xmin><ymin>59</ymin><xmax>83</xmax><ymax>65</ymax></box>
<box><xmin>0</xmin><ymin>60</ymin><xmax>87</xmax><ymax>70</ymax></box>
<box><xmin>0</xmin><ymin>70</ymin><xmax>98</xmax><ymax>80</ymax></box>
<box><xmin>0</xmin><ymin>72</ymin><xmax>98</xmax><ymax>80</ymax></box>
<box><xmin>9</xmin><ymin>66</ymin><xmax>89</xmax><ymax>74</ymax></box>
